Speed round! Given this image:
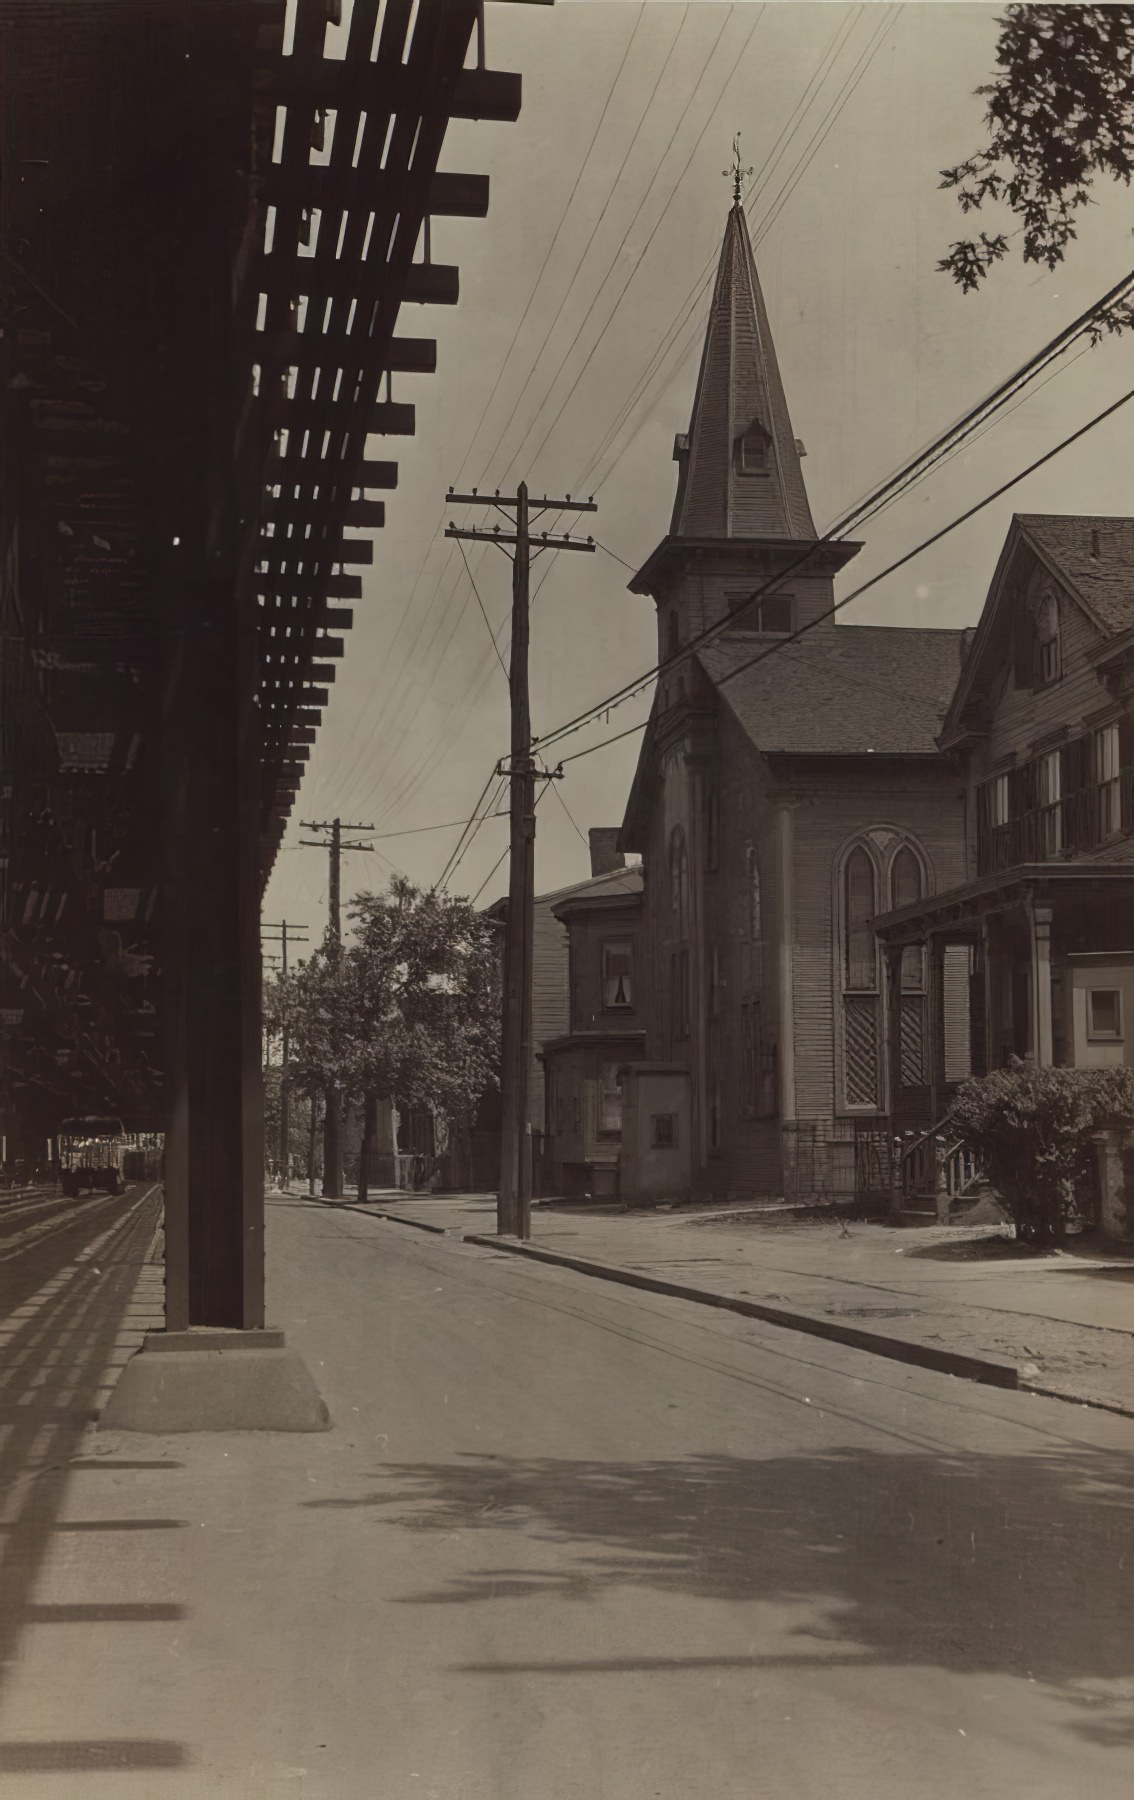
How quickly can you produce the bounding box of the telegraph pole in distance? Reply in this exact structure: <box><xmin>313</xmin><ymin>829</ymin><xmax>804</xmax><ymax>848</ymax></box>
<box><xmin>299</xmin><ymin>818</ymin><xmax>375</xmax><ymax>1197</ymax></box>
<box><xmin>445</xmin><ymin>483</ymin><xmax>596</xmax><ymax>1238</ymax></box>
<box><xmin>262</xmin><ymin>919</ymin><xmax>309</xmax><ymax>1187</ymax></box>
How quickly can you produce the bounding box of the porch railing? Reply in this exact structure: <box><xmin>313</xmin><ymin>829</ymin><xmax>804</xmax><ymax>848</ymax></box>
<box><xmin>977</xmin><ymin>768</ymin><xmax>1134</xmax><ymax>875</ymax></box>
<box><xmin>896</xmin><ymin>1120</ymin><xmax>985</xmax><ymax>1217</ymax></box>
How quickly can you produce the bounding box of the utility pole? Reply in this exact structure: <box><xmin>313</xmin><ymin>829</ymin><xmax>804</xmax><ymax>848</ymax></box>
<box><xmin>299</xmin><ymin>818</ymin><xmax>375</xmax><ymax>1197</ymax></box>
<box><xmin>262</xmin><ymin>919</ymin><xmax>309</xmax><ymax>1187</ymax></box>
<box><xmin>445</xmin><ymin>482</ymin><xmax>596</xmax><ymax>1238</ymax></box>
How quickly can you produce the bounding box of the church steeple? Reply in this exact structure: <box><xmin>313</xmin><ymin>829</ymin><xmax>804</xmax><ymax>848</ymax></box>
<box><xmin>670</xmin><ymin>200</ymin><xmax>816</xmax><ymax>542</ymax></box>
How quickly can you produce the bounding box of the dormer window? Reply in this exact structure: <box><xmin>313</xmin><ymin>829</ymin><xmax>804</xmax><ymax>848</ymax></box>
<box><xmin>735</xmin><ymin>422</ymin><xmax>771</xmax><ymax>476</ymax></box>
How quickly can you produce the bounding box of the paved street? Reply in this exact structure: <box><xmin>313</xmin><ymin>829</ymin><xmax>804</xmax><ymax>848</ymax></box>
<box><xmin>2</xmin><ymin>1193</ymin><xmax>1134</xmax><ymax>1797</ymax></box>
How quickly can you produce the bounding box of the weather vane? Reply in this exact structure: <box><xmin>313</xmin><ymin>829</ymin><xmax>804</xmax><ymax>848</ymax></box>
<box><xmin>723</xmin><ymin>131</ymin><xmax>753</xmax><ymax>208</ymax></box>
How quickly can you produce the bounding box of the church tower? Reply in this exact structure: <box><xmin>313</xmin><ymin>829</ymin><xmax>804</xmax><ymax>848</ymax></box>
<box><xmin>629</xmin><ymin>194</ymin><xmax>859</xmax><ymax>665</ymax></box>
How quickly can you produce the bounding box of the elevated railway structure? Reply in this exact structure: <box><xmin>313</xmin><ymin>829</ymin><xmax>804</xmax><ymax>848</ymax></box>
<box><xmin>0</xmin><ymin>0</ymin><xmax>524</xmax><ymax>1331</ymax></box>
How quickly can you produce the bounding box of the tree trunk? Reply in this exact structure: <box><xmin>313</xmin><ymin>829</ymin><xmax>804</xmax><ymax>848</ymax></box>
<box><xmin>323</xmin><ymin>1085</ymin><xmax>343</xmax><ymax>1198</ymax></box>
<box><xmin>307</xmin><ymin>1092</ymin><xmax>320</xmax><ymax>1196</ymax></box>
<box><xmin>357</xmin><ymin>1092</ymin><xmax>377</xmax><ymax>1205</ymax></box>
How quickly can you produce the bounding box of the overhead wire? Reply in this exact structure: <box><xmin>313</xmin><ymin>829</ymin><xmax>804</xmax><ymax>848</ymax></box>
<box><xmin>552</xmin><ymin>381</ymin><xmax>1134</xmax><ymax>770</ymax></box>
<box><xmin>529</xmin><ymin>264</ymin><xmax>1134</xmax><ymax>758</ymax></box>
<box><xmin>347</xmin><ymin>4</ymin><xmax>872</xmax><ymax>827</ymax></box>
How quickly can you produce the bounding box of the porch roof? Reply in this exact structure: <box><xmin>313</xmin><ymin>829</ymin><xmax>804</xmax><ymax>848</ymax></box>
<box><xmin>872</xmin><ymin>862</ymin><xmax>1134</xmax><ymax>944</ymax></box>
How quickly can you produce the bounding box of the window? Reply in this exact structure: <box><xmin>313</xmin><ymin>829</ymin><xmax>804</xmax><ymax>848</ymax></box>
<box><xmin>670</xmin><ymin>948</ymin><xmax>690</xmax><ymax>1040</ymax></box>
<box><xmin>1039</xmin><ymin>750</ymin><xmax>1062</xmax><ymax>856</ymax></box>
<box><xmin>889</xmin><ymin>845</ymin><xmax>926</xmax><ymax>1088</ymax></box>
<box><xmin>726</xmin><ymin>591</ymin><xmax>793</xmax><ymax>635</ymax></box>
<box><xmin>705</xmin><ymin>786</ymin><xmax>719</xmax><ymax>870</ymax></box>
<box><xmin>601</xmin><ymin>941</ymin><xmax>633</xmax><ymax>1011</ymax></box>
<box><xmin>666</xmin><ymin>609</ymin><xmax>681</xmax><ymax>660</ymax></box>
<box><xmin>709</xmin><ymin>1079</ymin><xmax>722</xmax><ymax>1152</ymax></box>
<box><xmin>740</xmin><ymin>998</ymin><xmax>777</xmax><ymax>1118</ymax></box>
<box><xmin>651</xmin><ymin>1113</ymin><xmax>677</xmax><ymax>1150</ymax></box>
<box><xmin>1036</xmin><ymin>589</ymin><xmax>1060</xmax><ymax>685</ymax></box>
<box><xmin>598</xmin><ymin>1063</ymin><xmax>623</xmax><ymax>1135</ymax></box>
<box><xmin>1088</xmin><ymin>989</ymin><xmax>1123</xmax><ymax>1041</ymax></box>
<box><xmin>844</xmin><ymin>847</ymin><xmax>877</xmax><ymax>992</ymax></box>
<box><xmin>736</xmin><ymin>428</ymin><xmax>769</xmax><ymax>474</ymax></box>
<box><xmin>990</xmin><ymin>773</ymin><xmax>1010</xmax><ymax>828</ymax></box>
<box><xmin>669</xmin><ymin>827</ymin><xmax>689</xmax><ymax>927</ymax></box>
<box><xmin>708</xmin><ymin>947</ymin><xmax>722</xmax><ymax>1021</ymax></box>
<box><xmin>747</xmin><ymin>845</ymin><xmax>762</xmax><ymax>942</ymax></box>
<box><xmin>1095</xmin><ymin>724</ymin><xmax>1121</xmax><ymax>837</ymax></box>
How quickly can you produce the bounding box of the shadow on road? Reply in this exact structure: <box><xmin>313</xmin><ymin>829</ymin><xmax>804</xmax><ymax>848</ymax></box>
<box><xmin>0</xmin><ymin>1186</ymin><xmax>188</xmax><ymax>1771</ymax></box>
<box><xmin>307</xmin><ymin>1444</ymin><xmax>1134</xmax><ymax>1743</ymax></box>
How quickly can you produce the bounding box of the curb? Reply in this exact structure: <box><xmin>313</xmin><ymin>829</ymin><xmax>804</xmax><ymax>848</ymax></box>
<box><xmin>464</xmin><ymin>1234</ymin><xmax>1020</xmax><ymax>1390</ymax></box>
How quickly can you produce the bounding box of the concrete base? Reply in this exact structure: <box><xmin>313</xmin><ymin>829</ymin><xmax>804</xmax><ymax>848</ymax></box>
<box><xmin>99</xmin><ymin>1329</ymin><xmax>331</xmax><ymax>1433</ymax></box>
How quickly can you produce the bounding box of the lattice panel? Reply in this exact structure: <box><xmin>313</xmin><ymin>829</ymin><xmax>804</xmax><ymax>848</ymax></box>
<box><xmin>900</xmin><ymin>995</ymin><xmax>926</xmax><ymax>1087</ymax></box>
<box><xmin>844</xmin><ymin>995</ymin><xmax>880</xmax><ymax>1108</ymax></box>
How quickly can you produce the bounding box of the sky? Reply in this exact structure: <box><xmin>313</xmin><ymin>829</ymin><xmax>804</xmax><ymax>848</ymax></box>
<box><xmin>262</xmin><ymin>0</ymin><xmax>1134</xmax><ymax>953</ymax></box>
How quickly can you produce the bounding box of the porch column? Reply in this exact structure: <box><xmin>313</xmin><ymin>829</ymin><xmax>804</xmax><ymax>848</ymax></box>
<box><xmin>1030</xmin><ymin>902</ymin><xmax>1054</xmax><ymax>1067</ymax></box>
<box><xmin>776</xmin><ymin>802</ymin><xmax>796</xmax><ymax>1121</ymax></box>
<box><xmin>884</xmin><ymin>942</ymin><xmax>904</xmax><ymax>1118</ymax></box>
<box><xmin>927</xmin><ymin>934</ymin><xmax>947</xmax><ymax>1123</ymax></box>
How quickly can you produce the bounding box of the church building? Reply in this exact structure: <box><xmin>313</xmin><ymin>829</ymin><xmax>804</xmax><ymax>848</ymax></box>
<box><xmin>618</xmin><ymin>196</ymin><xmax>973</xmax><ymax>1201</ymax></box>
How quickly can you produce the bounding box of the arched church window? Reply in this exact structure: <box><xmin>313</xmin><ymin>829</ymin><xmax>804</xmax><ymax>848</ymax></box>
<box><xmin>839</xmin><ymin>842</ymin><xmax>881</xmax><ymax>1111</ymax></box>
<box><xmin>666</xmin><ymin>610</ymin><xmax>681</xmax><ymax>661</ymax></box>
<box><xmin>669</xmin><ymin>827</ymin><xmax>690</xmax><ymax>1043</ymax></box>
<box><xmin>746</xmin><ymin>845</ymin><xmax>761</xmax><ymax>942</ymax></box>
<box><xmin>669</xmin><ymin>826</ymin><xmax>689</xmax><ymax>930</ymax></box>
<box><xmin>889</xmin><ymin>843</ymin><xmax>928</xmax><ymax>1089</ymax></box>
<box><xmin>843</xmin><ymin>847</ymin><xmax>877</xmax><ymax>992</ymax></box>
<box><xmin>890</xmin><ymin>845</ymin><xmax>924</xmax><ymax>993</ymax></box>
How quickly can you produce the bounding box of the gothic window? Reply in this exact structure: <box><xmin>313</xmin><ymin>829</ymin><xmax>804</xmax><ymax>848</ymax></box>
<box><xmin>746</xmin><ymin>845</ymin><xmax>761</xmax><ymax>943</ymax></box>
<box><xmin>669</xmin><ymin>827</ymin><xmax>690</xmax><ymax>1045</ymax></box>
<box><xmin>840</xmin><ymin>842</ymin><xmax>880</xmax><ymax>1110</ymax></box>
<box><xmin>705</xmin><ymin>786</ymin><xmax>719</xmax><ymax>871</ymax></box>
<box><xmin>889</xmin><ymin>843</ymin><xmax>928</xmax><ymax>1090</ymax></box>
<box><xmin>669</xmin><ymin>826</ymin><xmax>689</xmax><ymax>930</ymax></box>
<box><xmin>843</xmin><ymin>846</ymin><xmax>877</xmax><ymax>992</ymax></box>
<box><xmin>666</xmin><ymin>609</ymin><xmax>681</xmax><ymax>661</ymax></box>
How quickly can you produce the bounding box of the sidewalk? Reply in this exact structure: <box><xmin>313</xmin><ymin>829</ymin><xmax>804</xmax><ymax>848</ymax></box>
<box><xmin>350</xmin><ymin>1190</ymin><xmax>1134</xmax><ymax>1416</ymax></box>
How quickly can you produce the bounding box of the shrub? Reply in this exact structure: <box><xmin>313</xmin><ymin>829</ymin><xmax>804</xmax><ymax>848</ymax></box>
<box><xmin>950</xmin><ymin>1059</ymin><xmax>1134</xmax><ymax>1246</ymax></box>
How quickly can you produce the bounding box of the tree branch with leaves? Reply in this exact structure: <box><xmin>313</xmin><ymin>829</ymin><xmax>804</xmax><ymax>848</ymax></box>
<box><xmin>940</xmin><ymin>5</ymin><xmax>1134</xmax><ymax>333</ymax></box>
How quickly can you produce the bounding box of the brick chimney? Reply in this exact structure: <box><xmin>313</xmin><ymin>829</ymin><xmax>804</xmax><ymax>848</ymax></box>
<box><xmin>589</xmin><ymin>827</ymin><xmax>625</xmax><ymax>877</ymax></box>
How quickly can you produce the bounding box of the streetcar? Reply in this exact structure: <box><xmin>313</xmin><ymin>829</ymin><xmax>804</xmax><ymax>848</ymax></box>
<box><xmin>57</xmin><ymin>1117</ymin><xmax>127</xmax><ymax>1196</ymax></box>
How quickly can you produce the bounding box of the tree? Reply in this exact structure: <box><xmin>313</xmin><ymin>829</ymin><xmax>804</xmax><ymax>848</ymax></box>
<box><xmin>266</xmin><ymin>879</ymin><xmax>500</xmax><ymax>1200</ymax></box>
<box><xmin>950</xmin><ymin>1058</ymin><xmax>1134</xmax><ymax>1245</ymax></box>
<box><xmin>939</xmin><ymin>4</ymin><xmax>1134</xmax><ymax>331</ymax></box>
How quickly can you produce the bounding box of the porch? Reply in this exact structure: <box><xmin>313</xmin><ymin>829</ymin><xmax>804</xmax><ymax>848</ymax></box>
<box><xmin>874</xmin><ymin>863</ymin><xmax>1134</xmax><ymax>1216</ymax></box>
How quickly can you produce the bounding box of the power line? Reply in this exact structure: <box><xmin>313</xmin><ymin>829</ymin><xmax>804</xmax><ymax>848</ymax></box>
<box><xmin>554</xmin><ymin>380</ymin><xmax>1134</xmax><ymax>768</ymax></box>
<box><xmin>457</xmin><ymin>4</ymin><xmax>648</xmax><ymax>488</ymax></box>
<box><xmin>550</xmin><ymin>778</ymin><xmax>590</xmax><ymax>850</ymax></box>
<box><xmin>457</xmin><ymin>539</ymin><xmax>509</xmax><ymax>683</ymax></box>
<box><xmin>474</xmin><ymin>3</ymin><xmax>694</xmax><ymax>492</ymax></box>
<box><xmin>342</xmin><ymin>9</ymin><xmax>870</xmax><ymax>826</ymax></box>
<box><xmin>500</xmin><ymin>3</ymin><xmax>747</xmax><ymax>488</ymax></box>
<box><xmin>531</xmin><ymin>266</ymin><xmax>1134</xmax><ymax>757</ymax></box>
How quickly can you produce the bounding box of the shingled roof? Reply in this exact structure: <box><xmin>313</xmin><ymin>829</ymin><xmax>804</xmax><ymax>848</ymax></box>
<box><xmin>670</xmin><ymin>202</ymin><xmax>815</xmax><ymax>542</ymax></box>
<box><xmin>1017</xmin><ymin>514</ymin><xmax>1134</xmax><ymax>634</ymax></box>
<box><xmin>699</xmin><ymin>625</ymin><xmax>968</xmax><ymax>756</ymax></box>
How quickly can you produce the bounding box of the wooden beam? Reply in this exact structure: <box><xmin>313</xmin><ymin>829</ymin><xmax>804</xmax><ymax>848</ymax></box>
<box><xmin>259</xmin><ymin>260</ymin><xmax>459</xmax><ymax>309</ymax></box>
<box><xmin>257</xmin><ymin>334</ymin><xmax>436</xmax><ymax>375</ymax></box>
<box><xmin>256</xmin><ymin>575</ymin><xmax>363</xmax><ymax>600</ymax></box>
<box><xmin>449</xmin><ymin>69</ymin><xmax>522</xmax><ymax>123</ymax></box>
<box><xmin>368</xmin><ymin>401</ymin><xmax>415</xmax><ymax>436</ymax></box>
